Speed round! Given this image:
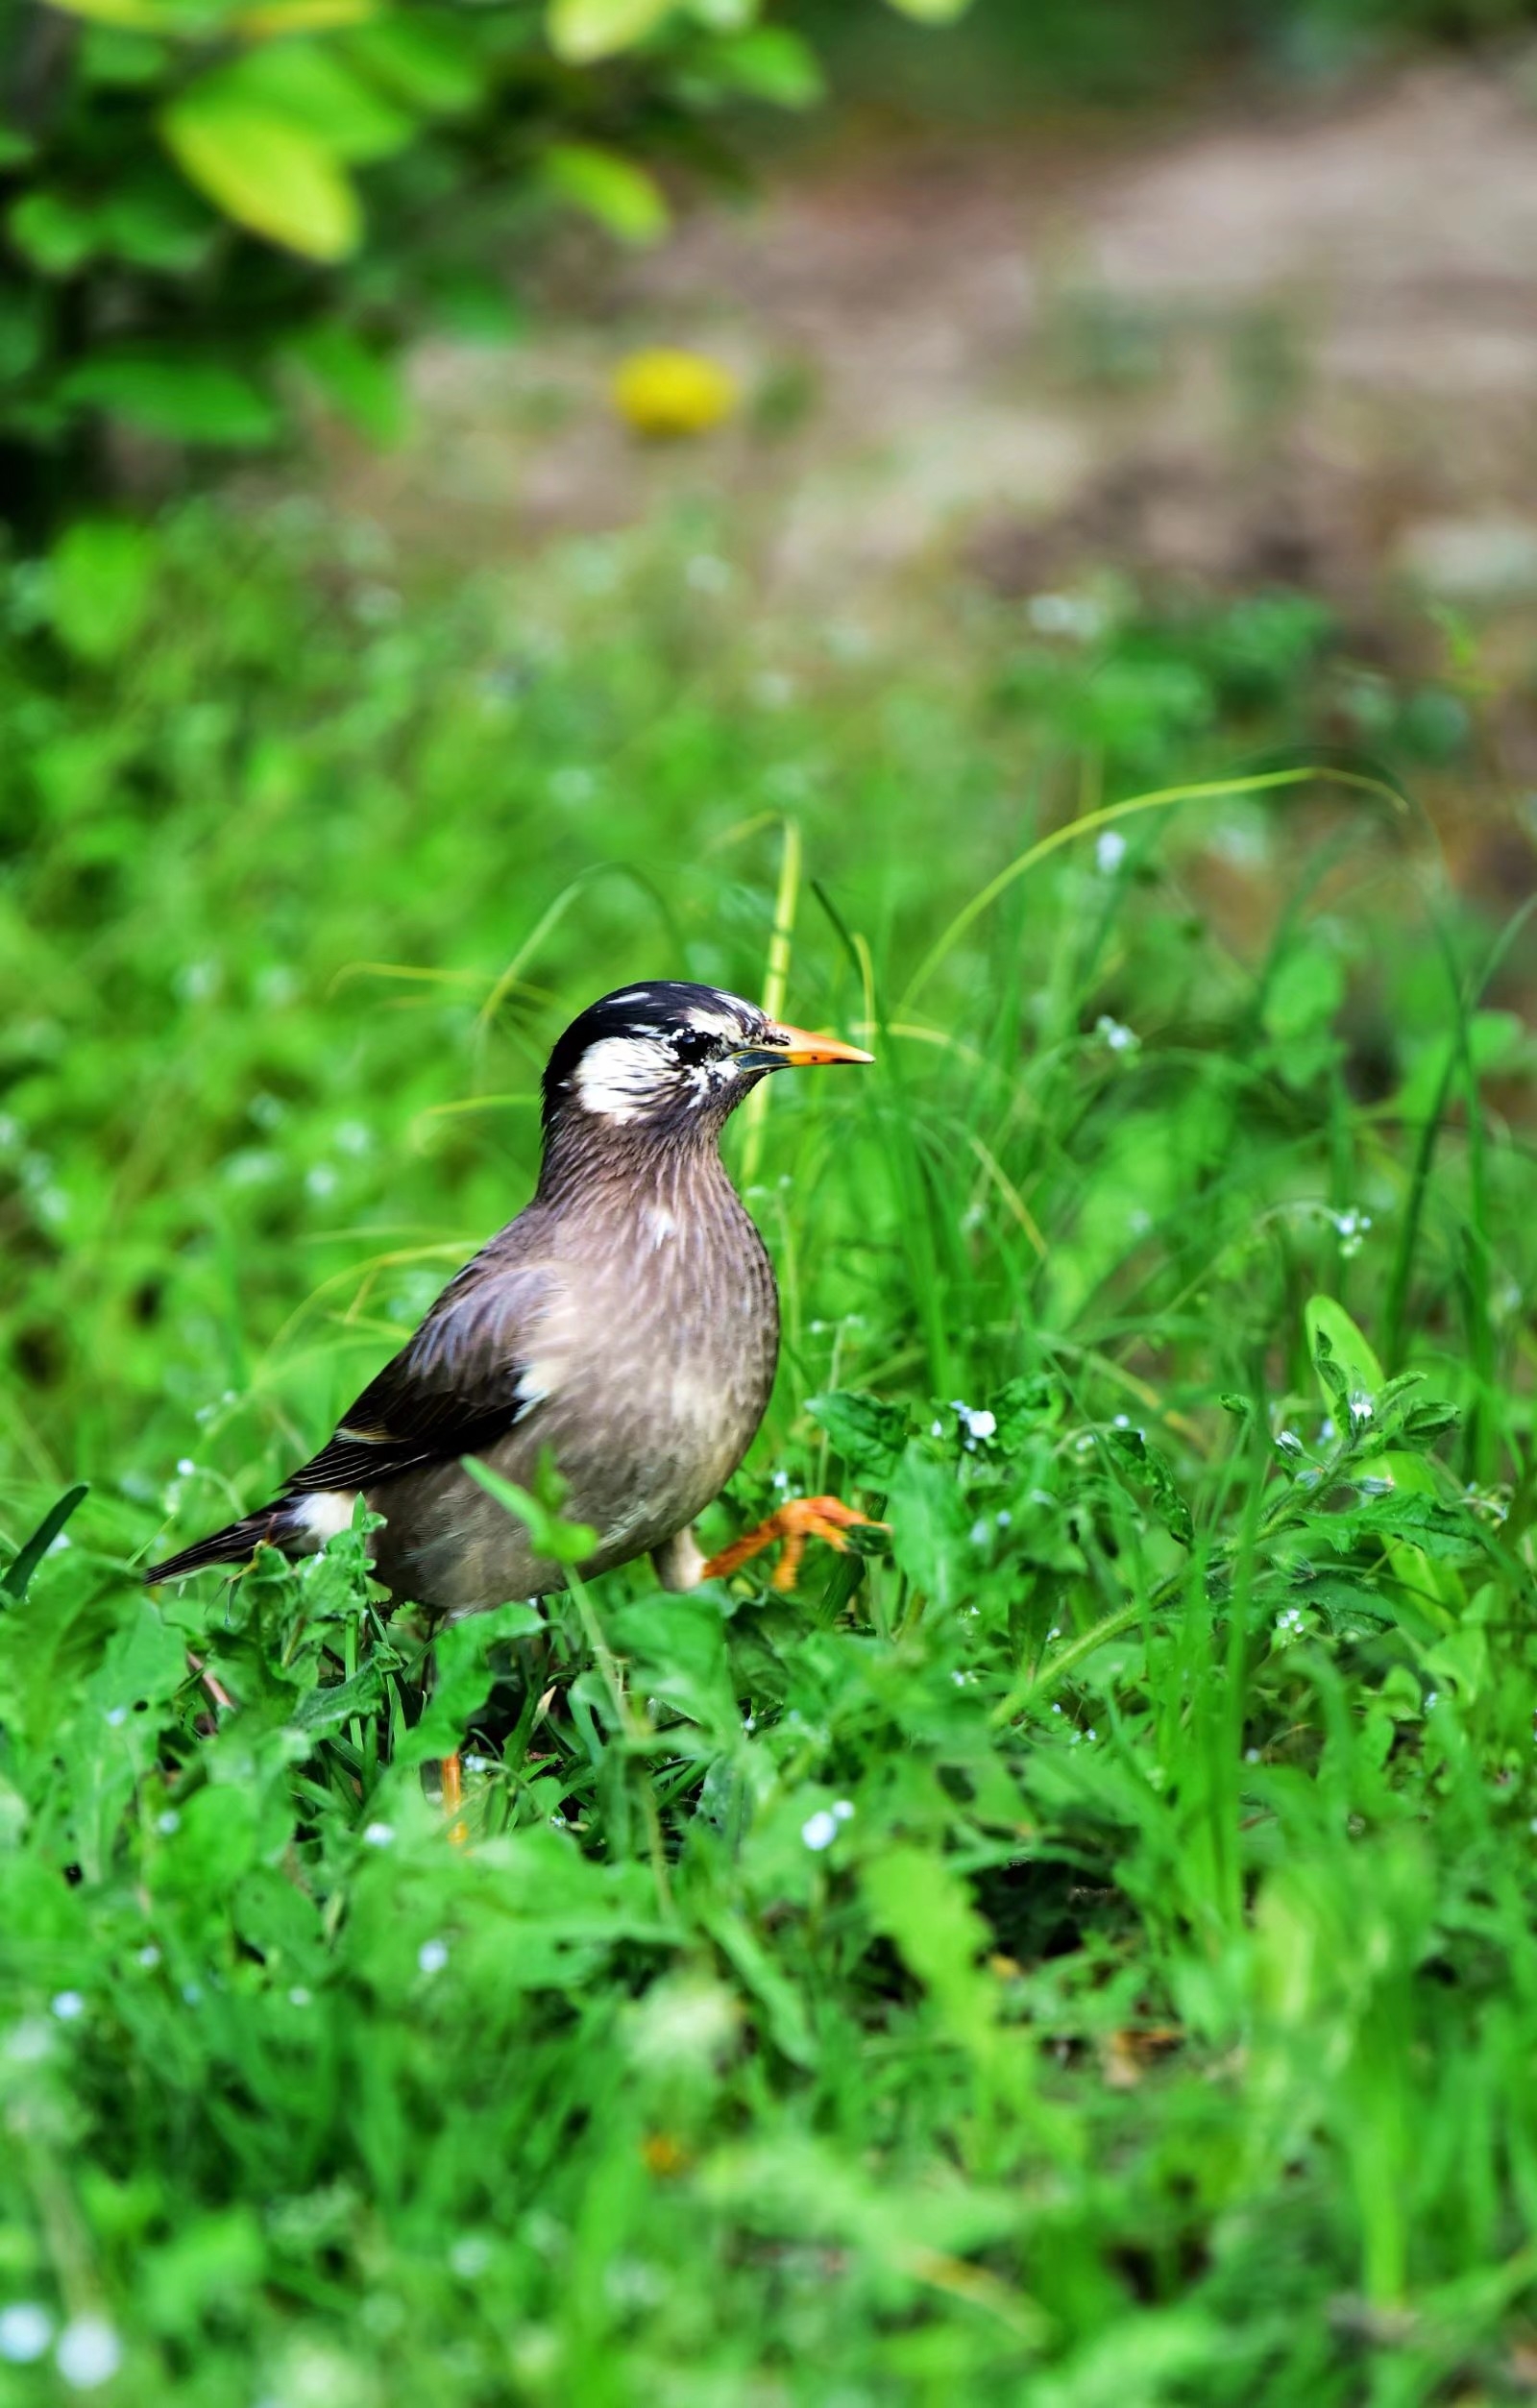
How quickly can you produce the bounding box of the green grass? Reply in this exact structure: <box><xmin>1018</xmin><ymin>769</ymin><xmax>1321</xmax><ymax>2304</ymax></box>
<box><xmin>2</xmin><ymin>496</ymin><xmax>1536</xmax><ymax>2404</ymax></box>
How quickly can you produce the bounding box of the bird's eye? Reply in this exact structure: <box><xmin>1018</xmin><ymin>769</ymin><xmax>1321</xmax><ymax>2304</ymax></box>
<box><xmin>671</xmin><ymin>1027</ymin><xmax>719</xmax><ymax>1068</ymax></box>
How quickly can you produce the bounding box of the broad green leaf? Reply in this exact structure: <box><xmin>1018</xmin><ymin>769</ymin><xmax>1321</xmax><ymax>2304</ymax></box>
<box><xmin>61</xmin><ymin>349</ymin><xmax>281</xmax><ymax>445</ymax></box>
<box><xmin>97</xmin><ymin>174</ymin><xmax>215</xmax><ymax>271</ymax></box>
<box><xmin>191</xmin><ymin>40</ymin><xmax>418</xmax><ymax>162</ymax></box>
<box><xmin>342</xmin><ymin>12</ymin><xmax>487</xmax><ymax>112</ymax></box>
<box><xmin>888</xmin><ymin>1445</ymin><xmax>968</xmax><ymax>1609</ymax></box>
<box><xmin>86</xmin><ymin>1597</ymin><xmax>187</xmax><ymax>1713</ymax></box>
<box><xmin>544</xmin><ymin>142</ymin><xmax>669</xmax><ymax>244</ymax></box>
<box><xmin>708</xmin><ymin>25</ymin><xmax>824</xmax><ymax>106</ymax></box>
<box><xmin>548</xmin><ymin>0</ymin><xmax>677</xmax><ymax>63</ymax></box>
<box><xmin>283</xmin><ymin>323</ymin><xmax>408</xmax><ymax>443</ymax></box>
<box><xmin>1262</xmin><ymin>943</ymin><xmax>1345</xmax><ymax>1044</ymax></box>
<box><xmin>806</xmin><ymin>1390</ymin><xmax>906</xmax><ymax>1482</ymax></box>
<box><xmin>161</xmin><ymin>86</ymin><xmax>362</xmax><ymax>261</ymax></box>
<box><xmin>863</xmin><ymin>1843</ymin><xmax>997</xmax><ymax>2055</ymax></box>
<box><xmin>49</xmin><ymin>518</ymin><xmax>156</xmax><ymax>663</ymax></box>
<box><xmin>884</xmin><ymin>0</ymin><xmax>974</xmax><ymax>17</ymax></box>
<box><xmin>7</xmin><ymin>190</ymin><xmax>98</xmax><ymax>277</ymax></box>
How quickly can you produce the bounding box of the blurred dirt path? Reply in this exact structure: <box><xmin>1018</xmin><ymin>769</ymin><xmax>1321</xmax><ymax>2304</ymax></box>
<box><xmin>331</xmin><ymin>61</ymin><xmax>1537</xmax><ymax>615</ymax></box>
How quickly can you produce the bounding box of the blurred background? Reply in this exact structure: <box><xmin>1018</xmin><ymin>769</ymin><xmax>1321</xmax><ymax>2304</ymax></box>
<box><xmin>5</xmin><ymin>0</ymin><xmax>1537</xmax><ymax>1505</ymax></box>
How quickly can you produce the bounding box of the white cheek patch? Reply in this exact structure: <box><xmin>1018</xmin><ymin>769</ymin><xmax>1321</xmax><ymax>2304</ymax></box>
<box><xmin>292</xmin><ymin>1490</ymin><xmax>358</xmax><ymax>1546</ymax></box>
<box><xmin>574</xmin><ymin>1034</ymin><xmax>677</xmax><ymax>1121</ymax></box>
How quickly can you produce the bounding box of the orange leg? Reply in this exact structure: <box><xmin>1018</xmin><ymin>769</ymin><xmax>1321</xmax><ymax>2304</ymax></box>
<box><xmin>699</xmin><ymin>1496</ymin><xmax>884</xmax><ymax>1593</ymax></box>
<box><xmin>441</xmin><ymin>1751</ymin><xmax>467</xmax><ymax>1846</ymax></box>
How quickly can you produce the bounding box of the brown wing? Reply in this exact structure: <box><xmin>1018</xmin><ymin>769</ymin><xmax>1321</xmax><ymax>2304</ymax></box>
<box><xmin>282</xmin><ymin>1254</ymin><xmax>554</xmax><ymax>1496</ymax></box>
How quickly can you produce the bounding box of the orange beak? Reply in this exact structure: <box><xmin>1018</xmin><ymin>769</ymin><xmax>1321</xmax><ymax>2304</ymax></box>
<box><xmin>757</xmin><ymin>1021</ymin><xmax>874</xmax><ymax>1070</ymax></box>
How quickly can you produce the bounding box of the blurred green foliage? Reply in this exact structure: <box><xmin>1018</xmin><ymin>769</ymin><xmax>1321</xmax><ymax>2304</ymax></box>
<box><xmin>0</xmin><ymin>0</ymin><xmax>959</xmax><ymax>524</ymax></box>
<box><xmin>2</xmin><ymin>493</ymin><xmax>1536</xmax><ymax>2396</ymax></box>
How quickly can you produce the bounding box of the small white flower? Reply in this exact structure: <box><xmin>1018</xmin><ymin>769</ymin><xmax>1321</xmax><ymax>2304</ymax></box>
<box><xmin>176</xmin><ymin>1457</ymin><xmax>196</xmax><ymax>1478</ymax></box>
<box><xmin>418</xmin><ymin>1939</ymin><xmax>450</xmax><ymax>1976</ymax></box>
<box><xmin>800</xmin><ymin>1810</ymin><xmax>839</xmax><ymax>1852</ymax></box>
<box><xmin>287</xmin><ymin>1986</ymin><xmax>311</xmax><ymax>2007</ymax></box>
<box><xmin>1245</xmin><ymin>1748</ymin><xmax>1260</xmax><ymax>1763</ymax></box>
<box><xmin>1425</xmin><ymin>1690</ymin><xmax>1438</xmax><ymax>1709</ymax></box>
<box><xmin>156</xmin><ymin>1810</ymin><xmax>180</xmax><ymax>1836</ymax></box>
<box><xmin>305</xmin><ymin>1163</ymin><xmax>339</xmax><ymax>1201</ymax></box>
<box><xmin>450</xmin><ymin>2235</ymin><xmax>493</xmax><ymax>2280</ymax></box>
<box><xmin>181</xmin><ymin>1982</ymin><xmax>203</xmax><ymax>2005</ymax></box>
<box><xmin>135</xmin><ymin>1945</ymin><xmax>160</xmax><ymax>1969</ymax></box>
<box><xmin>1096</xmin><ymin>1015</ymin><xmax>1138</xmax><ymax>1054</ymax></box>
<box><xmin>462</xmin><ymin>1754</ymin><xmax>492</xmax><ymax>1775</ymax></box>
<box><xmin>50</xmin><ymin>1992</ymin><xmax>84</xmax><ymax>2023</ymax></box>
<box><xmin>362</xmin><ymin>1821</ymin><xmax>395</xmax><ymax>1848</ymax></box>
<box><xmin>1095</xmin><ymin>830</ymin><xmax>1127</xmax><ymax>874</ymax></box>
<box><xmin>55</xmin><ymin>2316</ymin><xmax>121</xmax><ymax>2390</ymax></box>
<box><xmin>969</xmin><ymin>1519</ymin><xmax>991</xmax><ymax>1546</ymax></box>
<box><xmin>105</xmin><ymin>1707</ymin><xmax>127</xmax><ymax>1729</ymax></box>
<box><xmin>0</xmin><ymin>2302</ymin><xmax>53</xmax><ymax>2363</ymax></box>
<box><xmin>1348</xmin><ymin>1391</ymin><xmax>1375</xmax><ymax>1426</ymax></box>
<box><xmin>832</xmin><ymin>1799</ymin><xmax>855</xmax><ymax>1823</ymax></box>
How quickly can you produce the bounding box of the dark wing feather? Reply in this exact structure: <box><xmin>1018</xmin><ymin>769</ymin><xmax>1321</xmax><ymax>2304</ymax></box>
<box><xmin>282</xmin><ymin>1254</ymin><xmax>553</xmax><ymax>1496</ymax></box>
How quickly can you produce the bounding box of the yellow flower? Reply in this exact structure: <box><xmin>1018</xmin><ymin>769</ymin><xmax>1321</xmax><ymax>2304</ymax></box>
<box><xmin>611</xmin><ymin>348</ymin><xmax>739</xmax><ymax>439</ymax></box>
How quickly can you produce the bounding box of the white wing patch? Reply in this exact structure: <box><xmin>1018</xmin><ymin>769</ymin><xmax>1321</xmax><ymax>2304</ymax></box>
<box><xmin>292</xmin><ymin>1490</ymin><xmax>358</xmax><ymax>1546</ymax></box>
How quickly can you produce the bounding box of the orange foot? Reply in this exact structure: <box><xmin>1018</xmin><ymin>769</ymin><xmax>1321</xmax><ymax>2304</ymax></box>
<box><xmin>700</xmin><ymin>1496</ymin><xmax>884</xmax><ymax>1593</ymax></box>
<box><xmin>441</xmin><ymin>1751</ymin><xmax>468</xmax><ymax>1847</ymax></box>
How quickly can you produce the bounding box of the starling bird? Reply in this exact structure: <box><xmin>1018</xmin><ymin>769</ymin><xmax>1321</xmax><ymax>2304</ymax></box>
<box><xmin>145</xmin><ymin>982</ymin><xmax>875</xmax><ymax>1614</ymax></box>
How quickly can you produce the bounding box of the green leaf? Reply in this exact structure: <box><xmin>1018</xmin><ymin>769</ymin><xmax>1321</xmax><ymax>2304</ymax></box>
<box><xmin>548</xmin><ymin>0</ymin><xmax>678</xmax><ymax>63</ymax></box>
<box><xmin>1262</xmin><ymin>943</ymin><xmax>1345</xmax><ymax>1045</ymax></box>
<box><xmin>49</xmin><ymin>518</ymin><xmax>156</xmax><ymax>663</ymax></box>
<box><xmin>1</xmin><ymin>1484</ymin><xmax>88</xmax><ymax>1602</ymax></box>
<box><xmin>160</xmin><ymin>86</ymin><xmax>362</xmax><ymax>261</ymax></box>
<box><xmin>342</xmin><ymin>12</ymin><xmax>487</xmax><ymax>112</ymax></box>
<box><xmin>883</xmin><ymin>0</ymin><xmax>974</xmax><ymax>18</ymax></box>
<box><xmin>0</xmin><ymin>128</ymin><xmax>37</xmax><ymax>169</ymax></box>
<box><xmin>707</xmin><ymin>25</ymin><xmax>823</xmax><ymax>107</ymax></box>
<box><xmin>0</xmin><ymin>282</ymin><xmax>47</xmax><ymax>385</ymax></box>
<box><xmin>887</xmin><ymin>1445</ymin><xmax>968</xmax><ymax>1610</ymax></box>
<box><xmin>806</xmin><ymin>1390</ymin><xmax>905</xmax><ymax>1483</ymax></box>
<box><xmin>79</xmin><ymin>24</ymin><xmax>171</xmax><ymax>81</ymax></box>
<box><xmin>7</xmin><ymin>190</ymin><xmax>98</xmax><ymax>277</ymax></box>
<box><xmin>1104</xmin><ymin>1424</ymin><xmax>1194</xmax><ymax>1545</ymax></box>
<box><xmin>862</xmin><ymin>1843</ymin><xmax>996</xmax><ymax>2054</ymax></box>
<box><xmin>462</xmin><ymin>1457</ymin><xmax>598</xmax><ymax>1566</ymax></box>
<box><xmin>544</xmin><ymin>142</ymin><xmax>670</xmax><ymax>244</ymax></box>
<box><xmin>190</xmin><ymin>40</ymin><xmax>418</xmax><ymax>162</ymax></box>
<box><xmin>60</xmin><ymin>350</ymin><xmax>281</xmax><ymax>445</ymax></box>
<box><xmin>284</xmin><ymin>324</ymin><xmax>408</xmax><ymax>443</ymax></box>
<box><xmin>1305</xmin><ymin>1294</ymin><xmax>1383</xmax><ymax>1407</ymax></box>
<box><xmin>96</xmin><ymin>174</ymin><xmax>215</xmax><ymax>271</ymax></box>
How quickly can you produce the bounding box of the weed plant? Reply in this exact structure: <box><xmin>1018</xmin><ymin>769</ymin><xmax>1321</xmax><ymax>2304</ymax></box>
<box><xmin>1</xmin><ymin>499</ymin><xmax>1534</xmax><ymax>2403</ymax></box>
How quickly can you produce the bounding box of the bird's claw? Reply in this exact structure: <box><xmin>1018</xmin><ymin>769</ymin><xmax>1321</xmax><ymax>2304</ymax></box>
<box><xmin>700</xmin><ymin>1495</ymin><xmax>885</xmax><ymax>1593</ymax></box>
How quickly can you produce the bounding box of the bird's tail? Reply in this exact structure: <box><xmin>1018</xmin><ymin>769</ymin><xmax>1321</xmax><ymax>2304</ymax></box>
<box><xmin>142</xmin><ymin>1509</ymin><xmax>282</xmax><ymax>1585</ymax></box>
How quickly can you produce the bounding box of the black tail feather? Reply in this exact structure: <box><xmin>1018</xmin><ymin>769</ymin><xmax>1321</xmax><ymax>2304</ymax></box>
<box><xmin>142</xmin><ymin>1511</ymin><xmax>281</xmax><ymax>1585</ymax></box>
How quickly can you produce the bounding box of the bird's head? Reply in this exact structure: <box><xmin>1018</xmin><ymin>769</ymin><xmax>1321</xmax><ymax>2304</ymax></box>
<box><xmin>541</xmin><ymin>981</ymin><xmax>871</xmax><ymax>1148</ymax></box>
